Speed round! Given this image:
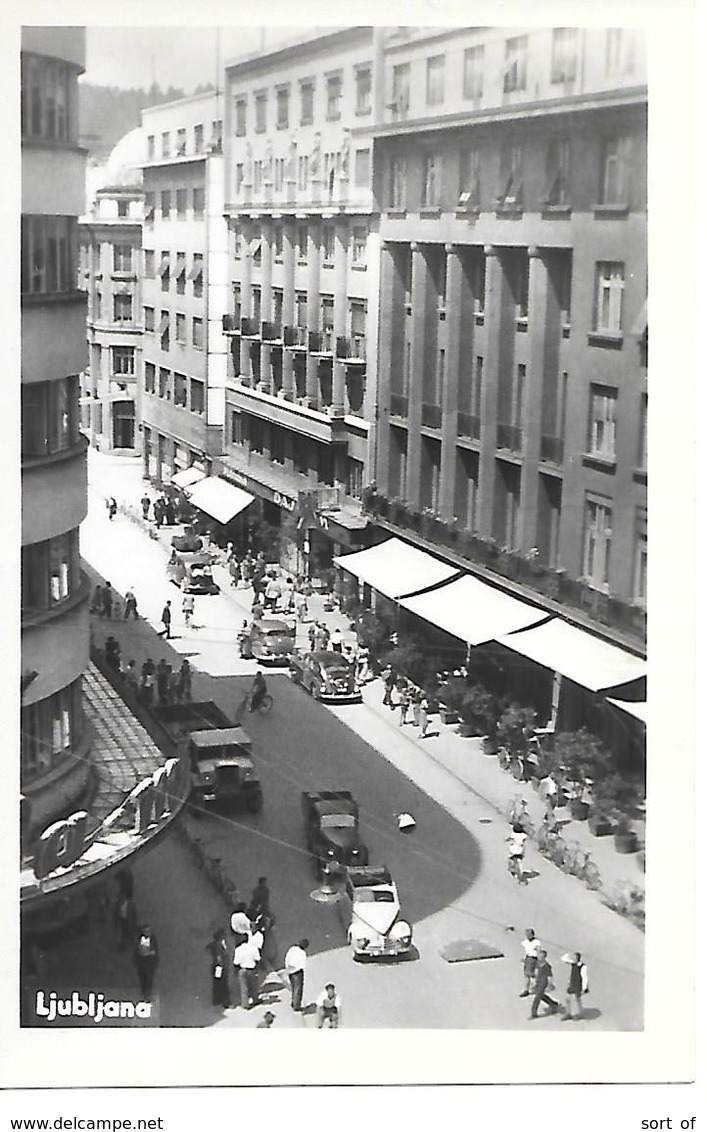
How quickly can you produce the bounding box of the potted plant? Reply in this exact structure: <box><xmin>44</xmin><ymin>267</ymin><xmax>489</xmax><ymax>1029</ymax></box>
<box><xmin>458</xmin><ymin>685</ymin><xmax>498</xmax><ymax>740</ymax></box>
<box><xmin>437</xmin><ymin>675</ymin><xmax>467</xmax><ymax>725</ymax></box>
<box><xmin>497</xmin><ymin>702</ymin><xmax>537</xmax><ymax>769</ymax></box>
<box><xmin>550</xmin><ymin>729</ymin><xmax>613</xmax><ymax>821</ymax></box>
<box><xmin>591</xmin><ymin>773</ymin><xmax>644</xmax><ymax>854</ymax></box>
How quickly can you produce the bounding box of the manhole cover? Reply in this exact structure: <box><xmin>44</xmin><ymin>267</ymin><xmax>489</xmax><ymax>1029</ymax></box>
<box><xmin>440</xmin><ymin>939</ymin><xmax>504</xmax><ymax>963</ymax></box>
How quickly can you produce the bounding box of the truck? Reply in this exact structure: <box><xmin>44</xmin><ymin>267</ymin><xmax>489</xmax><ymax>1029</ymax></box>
<box><xmin>301</xmin><ymin>790</ymin><xmax>368</xmax><ymax>877</ymax></box>
<box><xmin>153</xmin><ymin>701</ymin><xmax>263</xmax><ymax>813</ymax></box>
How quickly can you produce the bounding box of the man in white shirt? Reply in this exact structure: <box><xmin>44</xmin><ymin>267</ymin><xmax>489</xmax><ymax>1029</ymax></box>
<box><xmin>316</xmin><ymin>983</ymin><xmax>341</xmax><ymax>1028</ymax></box>
<box><xmin>506</xmin><ymin>826</ymin><xmax>528</xmax><ymax>885</ymax></box>
<box><xmin>230</xmin><ymin>904</ymin><xmax>252</xmax><ymax>941</ymax></box>
<box><xmin>233</xmin><ymin>935</ymin><xmax>260</xmax><ymax>1010</ymax></box>
<box><xmin>520</xmin><ymin>928</ymin><xmax>542</xmax><ymax>997</ymax></box>
<box><xmin>284</xmin><ymin>938</ymin><xmax>309</xmax><ymax>1012</ymax></box>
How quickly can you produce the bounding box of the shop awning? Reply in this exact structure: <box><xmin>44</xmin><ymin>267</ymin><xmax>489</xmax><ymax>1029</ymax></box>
<box><xmin>185</xmin><ymin>476</ymin><xmax>254</xmax><ymax>524</ymax></box>
<box><xmin>606</xmin><ymin>697</ymin><xmax>648</xmax><ymax>725</ymax></box>
<box><xmin>400</xmin><ymin>574</ymin><xmax>548</xmax><ymax>646</ymax></box>
<box><xmin>171</xmin><ymin>466</ymin><xmax>206</xmax><ymax>490</ymax></box>
<box><xmin>334</xmin><ymin>537</ymin><xmax>458</xmax><ymax>600</ymax></box>
<box><xmin>496</xmin><ymin>618</ymin><xmax>646</xmax><ymax>692</ymax></box>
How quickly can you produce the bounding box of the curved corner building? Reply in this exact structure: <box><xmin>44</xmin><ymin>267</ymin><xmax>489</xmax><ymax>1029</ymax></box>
<box><xmin>21</xmin><ymin>28</ymin><xmax>91</xmax><ymax>842</ymax></box>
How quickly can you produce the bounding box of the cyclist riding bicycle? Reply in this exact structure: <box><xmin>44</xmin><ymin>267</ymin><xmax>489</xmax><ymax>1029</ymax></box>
<box><xmin>251</xmin><ymin>670</ymin><xmax>268</xmax><ymax>712</ymax></box>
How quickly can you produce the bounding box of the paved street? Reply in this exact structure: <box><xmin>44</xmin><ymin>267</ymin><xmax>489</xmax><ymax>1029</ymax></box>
<box><xmin>62</xmin><ymin>449</ymin><xmax>645</xmax><ymax>1031</ymax></box>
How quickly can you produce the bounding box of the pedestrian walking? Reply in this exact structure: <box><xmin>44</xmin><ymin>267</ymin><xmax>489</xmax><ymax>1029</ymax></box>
<box><xmin>313</xmin><ymin>623</ymin><xmax>328</xmax><ymax>651</ymax></box>
<box><xmin>106</xmin><ymin>496</ymin><xmax>117</xmax><ymax>521</ymax></box>
<box><xmin>264</xmin><ymin>572</ymin><xmax>281</xmax><ymax>611</ymax></box>
<box><xmin>381</xmin><ymin>665</ymin><xmax>396</xmax><ymax>708</ymax></box>
<box><xmin>230</xmin><ymin>904</ymin><xmax>252</xmax><ymax>945</ymax></box>
<box><xmin>154</xmin><ymin>498</ymin><xmax>164</xmax><ymax>528</ymax></box>
<box><xmin>182</xmin><ymin>591</ymin><xmax>195</xmax><ymax>628</ymax></box>
<box><xmin>133</xmin><ymin>925</ymin><xmax>159</xmax><ymax>1000</ymax></box>
<box><xmin>160</xmin><ymin>600</ymin><xmax>172</xmax><ymax>639</ymax></box>
<box><xmin>178</xmin><ymin>659</ymin><xmax>192</xmax><ymax>702</ymax></box>
<box><xmin>295</xmin><ymin>589</ymin><xmax>309</xmax><ymax>623</ymax></box>
<box><xmin>398</xmin><ymin>683</ymin><xmax>411</xmax><ymax>726</ymax></box>
<box><xmin>233</xmin><ymin>934</ymin><xmax>260</xmax><ymax>1010</ymax></box>
<box><xmin>206</xmin><ymin>928</ymin><xmax>231</xmax><ymax>1009</ymax></box>
<box><xmin>281</xmin><ymin>576</ymin><xmax>295</xmax><ymax>613</ymax></box>
<box><xmin>114</xmin><ymin>887</ymin><xmax>137</xmax><ymax>951</ymax></box>
<box><xmin>156</xmin><ymin>659</ymin><xmax>171</xmax><ymax>706</ymax></box>
<box><xmin>229</xmin><ymin>557</ymin><xmax>240</xmax><ymax>588</ymax></box>
<box><xmin>284</xmin><ymin>938</ymin><xmax>308</xmax><ymax>1012</ymax></box>
<box><xmin>320</xmin><ymin>623</ymin><xmax>331</xmax><ymax>649</ymax></box>
<box><xmin>519</xmin><ymin>929</ymin><xmax>542</xmax><ymax>997</ymax></box>
<box><xmin>102</xmin><ymin>583</ymin><xmax>114</xmax><ymax>620</ymax></box>
<box><xmin>104</xmin><ymin>635</ymin><xmax>121</xmax><ymax>674</ymax></box>
<box><xmin>124</xmin><ymin>659</ymin><xmax>139</xmax><ymax>696</ymax></box>
<box><xmin>141</xmin><ymin>494</ymin><xmax>151</xmax><ymax>521</ymax></box>
<box><xmin>330</xmin><ymin>627</ymin><xmax>343</xmax><ymax>653</ymax></box>
<box><xmin>249</xmin><ymin>877</ymin><xmax>271</xmax><ymax>919</ymax></box>
<box><xmin>418</xmin><ymin>694</ymin><xmax>430</xmax><ymax>738</ymax></box>
<box><xmin>561</xmin><ymin>952</ymin><xmax>589</xmax><ymax>1020</ymax></box>
<box><xmin>251</xmin><ymin>595</ymin><xmax>264</xmax><ymax>621</ymax></box>
<box><xmin>316</xmin><ymin>983</ymin><xmax>342</xmax><ymax>1028</ymax></box>
<box><xmin>356</xmin><ymin>644</ymin><xmax>370</xmax><ymax>684</ymax></box>
<box><xmin>410</xmin><ymin>689</ymin><xmax>421</xmax><ymax>726</ymax></box>
<box><xmin>308</xmin><ymin>623</ymin><xmax>317</xmax><ymax>651</ymax></box>
<box><xmin>506</xmin><ymin>825</ymin><xmax>528</xmax><ymax>885</ymax></box>
<box><xmin>90</xmin><ymin>585</ymin><xmax>104</xmax><ymax>615</ymax></box>
<box><xmin>528</xmin><ymin>949</ymin><xmax>560</xmax><ymax>1019</ymax></box>
<box><xmin>123</xmin><ymin>588</ymin><xmax>139</xmax><ymax>620</ymax></box>
<box><xmin>168</xmin><ymin>669</ymin><xmax>181</xmax><ymax>704</ymax></box>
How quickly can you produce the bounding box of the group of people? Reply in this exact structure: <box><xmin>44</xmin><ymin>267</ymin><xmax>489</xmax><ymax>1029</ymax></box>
<box><xmin>382</xmin><ymin>668</ymin><xmax>432</xmax><ymax>738</ymax></box>
<box><xmin>141</xmin><ymin>492</ymin><xmax>182</xmax><ymax>528</ymax></box>
<box><xmin>113</xmin><ymin>654</ymin><xmax>193</xmax><ymax>707</ymax></box>
<box><xmin>520</xmin><ymin>928</ymin><xmax>589</xmax><ymax>1021</ymax></box>
<box><xmin>90</xmin><ymin>582</ymin><xmax>140</xmax><ymax>622</ymax></box>
<box><xmin>111</xmin><ymin>870</ymin><xmax>160</xmax><ymax>1001</ymax></box>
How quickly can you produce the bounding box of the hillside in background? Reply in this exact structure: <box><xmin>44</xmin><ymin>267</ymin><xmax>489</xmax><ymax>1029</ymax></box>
<box><xmin>79</xmin><ymin>81</ymin><xmax>215</xmax><ymax>160</ymax></box>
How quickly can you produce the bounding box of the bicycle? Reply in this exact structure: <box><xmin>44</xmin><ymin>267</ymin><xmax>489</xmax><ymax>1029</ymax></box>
<box><xmin>234</xmin><ymin>690</ymin><xmax>274</xmax><ymax>724</ymax></box>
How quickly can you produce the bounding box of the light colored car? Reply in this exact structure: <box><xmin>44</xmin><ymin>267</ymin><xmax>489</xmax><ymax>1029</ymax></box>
<box><xmin>289</xmin><ymin>649</ymin><xmax>361</xmax><ymax>702</ymax></box>
<box><xmin>339</xmin><ymin>866</ymin><xmax>413</xmax><ymax>959</ymax></box>
<box><xmin>239</xmin><ymin>618</ymin><xmax>296</xmax><ymax>665</ymax></box>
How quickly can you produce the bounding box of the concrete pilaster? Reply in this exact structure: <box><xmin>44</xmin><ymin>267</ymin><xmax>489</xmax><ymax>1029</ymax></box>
<box><xmin>477</xmin><ymin>245</ymin><xmax>503</xmax><ymax>537</ymax></box>
<box><xmin>333</xmin><ymin>222</ymin><xmax>348</xmax><ymax>412</ymax></box>
<box><xmin>376</xmin><ymin>243</ymin><xmax>396</xmax><ymax>497</ymax></box>
<box><xmin>519</xmin><ymin>247</ymin><xmax>549</xmax><ymax>552</ymax></box>
<box><xmin>306</xmin><ymin>221</ymin><xmax>321</xmax><ymax>406</ymax></box>
<box><xmin>439</xmin><ymin>244</ymin><xmax>462</xmax><ymax>520</ymax></box>
<box><xmin>282</xmin><ymin>221</ymin><xmax>296</xmax><ymax>400</ymax></box>
<box><xmin>404</xmin><ymin>242</ymin><xmax>427</xmax><ymax>507</ymax></box>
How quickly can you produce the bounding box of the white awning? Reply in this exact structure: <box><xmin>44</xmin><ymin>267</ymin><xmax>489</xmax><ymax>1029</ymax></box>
<box><xmin>171</xmin><ymin>466</ymin><xmax>206</xmax><ymax>490</ymax></box>
<box><xmin>185</xmin><ymin>476</ymin><xmax>254</xmax><ymax>524</ymax></box>
<box><xmin>496</xmin><ymin>618</ymin><xmax>646</xmax><ymax>692</ymax></box>
<box><xmin>400</xmin><ymin>574</ymin><xmax>547</xmax><ymax>646</ymax></box>
<box><xmin>334</xmin><ymin>537</ymin><xmax>458</xmax><ymax>600</ymax></box>
<box><xmin>606</xmin><ymin>698</ymin><xmax>647</xmax><ymax>725</ymax></box>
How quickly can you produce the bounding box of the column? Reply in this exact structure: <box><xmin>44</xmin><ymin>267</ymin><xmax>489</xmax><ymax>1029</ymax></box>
<box><xmin>259</xmin><ymin>221</ymin><xmax>273</xmax><ymax>392</ymax></box>
<box><xmin>376</xmin><ymin>242</ymin><xmax>396</xmax><ymax>497</ymax></box>
<box><xmin>238</xmin><ymin>220</ymin><xmax>252</xmax><ymax>382</ymax></box>
<box><xmin>404</xmin><ymin>242</ymin><xmax>427</xmax><ymax>507</ymax></box>
<box><xmin>282</xmin><ymin>220</ymin><xmax>296</xmax><ymax>400</ymax></box>
<box><xmin>439</xmin><ymin>244</ymin><xmax>463</xmax><ymax>520</ymax></box>
<box><xmin>519</xmin><ymin>247</ymin><xmax>550</xmax><ymax>551</ymax></box>
<box><xmin>332</xmin><ymin>220</ymin><xmax>348</xmax><ymax>414</ymax></box>
<box><xmin>476</xmin><ymin>245</ymin><xmax>503</xmax><ymax>537</ymax></box>
<box><xmin>305</xmin><ymin>220</ymin><xmax>320</xmax><ymax>407</ymax></box>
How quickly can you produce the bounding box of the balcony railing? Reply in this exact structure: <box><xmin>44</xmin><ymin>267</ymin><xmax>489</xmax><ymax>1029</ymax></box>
<box><xmin>284</xmin><ymin>325</ymin><xmax>308</xmax><ymax>349</ymax></box>
<box><xmin>309</xmin><ymin>328</ymin><xmax>336</xmax><ymax>354</ymax></box>
<box><xmin>240</xmin><ymin>316</ymin><xmax>260</xmax><ymax>337</ymax></box>
<box><xmin>336</xmin><ymin>334</ymin><xmax>367</xmax><ymax>362</ymax></box>
<box><xmin>496</xmin><ymin>423</ymin><xmax>523</xmax><ymax>453</ymax></box>
<box><xmin>261</xmin><ymin>320</ymin><xmax>283</xmax><ymax>342</ymax></box>
<box><xmin>223</xmin><ymin>313</ymin><xmax>241</xmax><ymax>333</ymax></box>
<box><xmin>390</xmin><ymin>393</ymin><xmax>409</xmax><ymax>418</ymax></box>
<box><xmin>540</xmin><ymin>434</ymin><xmax>564</xmax><ymax>465</ymax></box>
<box><xmin>457</xmin><ymin>412</ymin><xmax>481</xmax><ymax>440</ymax></box>
<box><xmin>422</xmin><ymin>402</ymin><xmax>442</xmax><ymax>429</ymax></box>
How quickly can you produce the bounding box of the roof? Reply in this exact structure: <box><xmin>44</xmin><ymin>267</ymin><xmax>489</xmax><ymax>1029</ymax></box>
<box><xmin>348</xmin><ymin>866</ymin><xmax>392</xmax><ymax>887</ymax></box>
<box><xmin>313</xmin><ymin>796</ymin><xmax>357</xmax><ymax>815</ymax></box>
<box><xmin>190</xmin><ymin>727</ymin><xmax>251</xmax><ymax>749</ymax></box>
<box><xmin>312</xmin><ymin>651</ymin><xmax>353</xmax><ymax>667</ymax></box>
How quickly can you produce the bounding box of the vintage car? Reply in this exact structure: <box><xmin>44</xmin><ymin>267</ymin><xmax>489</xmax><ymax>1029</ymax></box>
<box><xmin>289</xmin><ymin>649</ymin><xmax>361</xmax><ymax>702</ymax></box>
<box><xmin>339</xmin><ymin>866</ymin><xmax>413</xmax><ymax>959</ymax></box>
<box><xmin>167</xmin><ymin>552</ymin><xmax>219</xmax><ymax>594</ymax></box>
<box><xmin>239</xmin><ymin>618</ymin><xmax>295</xmax><ymax>664</ymax></box>
<box><xmin>302</xmin><ymin>790</ymin><xmax>369</xmax><ymax>876</ymax></box>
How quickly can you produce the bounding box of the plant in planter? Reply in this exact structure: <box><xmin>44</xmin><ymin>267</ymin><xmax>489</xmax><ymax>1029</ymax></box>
<box><xmin>458</xmin><ymin>685</ymin><xmax>499</xmax><ymax>740</ymax></box>
<box><xmin>437</xmin><ymin>675</ymin><xmax>467</xmax><ymax>725</ymax></box>
<box><xmin>591</xmin><ymin>773</ymin><xmax>645</xmax><ymax>854</ymax></box>
<box><xmin>550</xmin><ymin>729</ymin><xmax>613</xmax><ymax>820</ymax></box>
<box><xmin>496</xmin><ymin>702</ymin><xmax>538</xmax><ymax>769</ymax></box>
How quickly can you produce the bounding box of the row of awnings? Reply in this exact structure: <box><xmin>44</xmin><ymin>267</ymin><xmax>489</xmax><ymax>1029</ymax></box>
<box><xmin>170</xmin><ymin>468</ymin><xmax>254</xmax><ymax>525</ymax></box>
<box><xmin>334</xmin><ymin>537</ymin><xmax>646</xmax><ymax>712</ymax></box>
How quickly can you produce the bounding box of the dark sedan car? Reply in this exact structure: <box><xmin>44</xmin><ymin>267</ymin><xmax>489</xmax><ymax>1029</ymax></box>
<box><xmin>289</xmin><ymin>649</ymin><xmax>361</xmax><ymax>702</ymax></box>
<box><xmin>239</xmin><ymin>618</ymin><xmax>296</xmax><ymax>665</ymax></box>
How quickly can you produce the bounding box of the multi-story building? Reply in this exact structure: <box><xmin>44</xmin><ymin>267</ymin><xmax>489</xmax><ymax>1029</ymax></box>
<box><xmin>140</xmin><ymin>93</ymin><xmax>229</xmax><ymax>484</ymax></box>
<box><xmin>220</xmin><ymin>28</ymin><xmax>384</xmax><ymax>573</ymax></box>
<box><xmin>79</xmin><ymin>129</ymin><xmax>145</xmax><ymax>454</ymax></box>
<box><xmin>21</xmin><ymin>27</ymin><xmax>92</xmax><ymax>836</ymax></box>
<box><xmin>365</xmin><ymin>26</ymin><xmax>647</xmax><ymax>653</ymax></box>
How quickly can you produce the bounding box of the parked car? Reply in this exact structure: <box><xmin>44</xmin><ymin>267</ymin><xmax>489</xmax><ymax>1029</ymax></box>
<box><xmin>167</xmin><ymin>552</ymin><xmax>219</xmax><ymax>594</ymax></box>
<box><xmin>301</xmin><ymin>790</ymin><xmax>369</xmax><ymax>876</ymax></box>
<box><xmin>239</xmin><ymin>618</ymin><xmax>295</xmax><ymax>664</ymax></box>
<box><xmin>289</xmin><ymin>649</ymin><xmax>361</xmax><ymax>702</ymax></box>
<box><xmin>339</xmin><ymin>866</ymin><xmax>413</xmax><ymax>959</ymax></box>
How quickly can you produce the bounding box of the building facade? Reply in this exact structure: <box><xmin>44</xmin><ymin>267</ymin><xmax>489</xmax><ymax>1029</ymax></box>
<box><xmin>220</xmin><ymin>28</ymin><xmax>384</xmax><ymax>571</ymax></box>
<box><xmin>140</xmin><ymin>94</ymin><xmax>229</xmax><ymax>483</ymax></box>
<box><xmin>367</xmin><ymin>26</ymin><xmax>647</xmax><ymax>651</ymax></box>
<box><xmin>21</xmin><ymin>27</ymin><xmax>92</xmax><ymax>838</ymax></box>
<box><xmin>80</xmin><ymin>129</ymin><xmax>145</xmax><ymax>455</ymax></box>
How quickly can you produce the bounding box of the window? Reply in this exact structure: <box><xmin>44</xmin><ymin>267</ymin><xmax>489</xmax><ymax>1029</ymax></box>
<box><xmin>459</xmin><ymin>148</ymin><xmax>481</xmax><ymax>208</ymax></box>
<box><xmin>235</xmin><ymin>97</ymin><xmax>247</xmax><ymax>136</ymax></box>
<box><xmin>161</xmin><ymin>132</ymin><xmax>170</xmax><ymax>158</ymax></box>
<box><xmin>551</xmin><ymin>28</ymin><xmax>578</xmax><ymax>82</ymax></box>
<box><xmin>471</xmin><ymin>251</ymin><xmax>486</xmax><ymax>315</ymax></box>
<box><xmin>274</xmin><ymin>158</ymin><xmax>285</xmax><ymax>191</ymax></box>
<box><xmin>158</xmin><ymin>366</ymin><xmax>171</xmax><ymax>398</ymax></box>
<box><xmin>356</xmin><ymin>65</ymin><xmax>371</xmax><ymax>114</ymax></box>
<box><xmin>513</xmin><ymin>364</ymin><xmax>526</xmax><ymax>428</ymax></box>
<box><xmin>144</xmin><ymin>362</ymin><xmax>155</xmax><ymax>394</ymax></box>
<box><xmin>250</xmin><ymin>416</ymin><xmax>264</xmax><ymax>454</ymax></box>
<box><xmin>426</xmin><ymin>55</ymin><xmax>445</xmax><ymax>106</ymax></box>
<box><xmin>326</xmin><ymin>73</ymin><xmax>342</xmax><ymax>119</ymax></box>
<box><xmin>190</xmin><ymin>253</ymin><xmax>204</xmax><ymax>298</ymax></box>
<box><xmin>422</xmin><ymin>153</ymin><xmax>441</xmax><ymax>208</ymax></box>
<box><xmin>21</xmin><ymin>377</ymin><xmax>78</xmax><ymax>458</ymax></box>
<box><xmin>606</xmin><ymin>29</ymin><xmax>635</xmax><ymax>77</ymax></box>
<box><xmin>583</xmin><ymin>497</ymin><xmax>612</xmax><ymax>590</ymax></box>
<box><xmin>231</xmin><ymin>411</ymin><xmax>243</xmax><ymax>445</ymax></box>
<box><xmin>192</xmin><ymin>316</ymin><xmax>204</xmax><ymax>348</ymax></box>
<box><xmin>21</xmin><ymin>215</ymin><xmax>77</xmax><ymax>295</ymax></box>
<box><xmin>255</xmin><ymin>91</ymin><xmax>267</xmax><ymax>133</ymax></box>
<box><xmin>323</xmin><ymin>226</ymin><xmax>335</xmax><ymax>262</ymax></box>
<box><xmin>276</xmin><ymin>85</ymin><xmax>289</xmax><ymax>129</ymax></box>
<box><xmin>194</xmin><ymin>123</ymin><xmax>204</xmax><ymax>153</ymax></box>
<box><xmin>354</xmin><ymin>148</ymin><xmax>371</xmax><ymax>187</ymax></box>
<box><xmin>175</xmin><ymin>252</ymin><xmax>186</xmax><ymax>295</ymax></box>
<box><xmin>193</xmin><ymin>186</ymin><xmax>205</xmax><ymax>219</ymax></box>
<box><xmin>161</xmin><ymin>190</ymin><xmax>171</xmax><ymax>218</ymax></box>
<box><xmin>633</xmin><ymin>512</ymin><xmax>647</xmax><ymax>604</ymax></box>
<box><xmin>273</xmin><ymin>225</ymin><xmax>283</xmax><ymax>258</ymax></box>
<box><xmin>595</xmin><ymin>262</ymin><xmax>625</xmax><ymax>333</ymax></box>
<box><xmin>588</xmin><ymin>386</ymin><xmax>618</xmax><ymax>459</ymax></box>
<box><xmin>94</xmin><ymin>289</ymin><xmax>102</xmax><ymax>320</ymax></box>
<box><xmin>510</xmin><ymin>255</ymin><xmax>529</xmax><ymax>321</ymax></box>
<box><xmin>463</xmin><ymin>45</ymin><xmax>484</xmax><ymax>99</ymax></box>
<box><xmin>392</xmin><ymin>63</ymin><xmax>410</xmax><ymax>117</ymax></box>
<box><xmin>21</xmin><ymin>679</ymin><xmax>80</xmax><ymax>780</ymax></box>
<box><xmin>253</xmin><ymin>160</ymin><xmax>263</xmax><ymax>193</ymax></box>
<box><xmin>543</xmin><ymin>137</ymin><xmax>572</xmax><ymax>205</ymax></box>
<box><xmin>144</xmin><ymin>192</ymin><xmax>155</xmax><ymax>224</ymax></box>
<box><xmin>160</xmin><ymin>311</ymin><xmax>170</xmax><ymax>352</ymax></box>
<box><xmin>352</xmin><ymin>227</ymin><xmax>367</xmax><ymax>264</ymax></box>
<box><xmin>113</xmin><ymin>244</ymin><xmax>132</xmax><ymax>273</ymax></box>
<box><xmin>297</xmin><ymin>225</ymin><xmax>308</xmax><ymax>262</ymax></box>
<box><xmin>321</xmin><ymin>296</ymin><xmax>335</xmax><ymax>331</ymax></box>
<box><xmin>190</xmin><ymin>378</ymin><xmax>205</xmax><ymax>414</ymax></box>
<box><xmin>21</xmin><ymin>53</ymin><xmax>73</xmax><ymax>143</ymax></box>
<box><xmin>300</xmin><ymin>79</ymin><xmax>314</xmax><ymax>125</ymax></box>
<box><xmin>211</xmin><ymin>119</ymin><xmax>222</xmax><ymax>150</ymax></box>
<box><xmin>147</xmin><ymin>134</ymin><xmax>155</xmax><ymax>160</ymax></box>
<box><xmin>112</xmin><ymin>346</ymin><xmax>135</xmax><ymax>375</ymax></box>
<box><xmin>296</xmin><ymin>291</ymin><xmax>308</xmax><ymax>327</ymax></box>
<box><xmin>497</xmin><ymin>142</ymin><xmax>524</xmax><ymax>208</ymax></box>
<box><xmin>175</xmin><ymin>312</ymin><xmax>186</xmax><ymax>344</ymax></box>
<box><xmin>174</xmin><ymin>372</ymin><xmax>187</xmax><ymax>407</ymax></box>
<box><xmin>175</xmin><ymin>128</ymin><xmax>187</xmax><ymax>156</ymax></box>
<box><xmin>600</xmin><ymin>136</ymin><xmax>633</xmax><ymax>205</ymax></box>
<box><xmin>252</xmin><ymin>286</ymin><xmax>262</xmax><ymax>323</ymax></box>
<box><xmin>298</xmin><ymin>155</ymin><xmax>309</xmax><ymax>191</ymax></box>
<box><xmin>273</xmin><ymin>288</ymin><xmax>284</xmax><ymax>327</ymax></box>
<box><xmin>555</xmin><ymin>253</ymin><xmax>573</xmax><ymax>327</ymax></box>
<box><xmin>390</xmin><ymin>156</ymin><xmax>406</xmax><ymax>209</ymax></box>
<box><xmin>117</xmin><ymin>200</ymin><xmax>129</xmax><ymax>217</ymax></box>
<box><xmin>637</xmin><ymin>394</ymin><xmax>647</xmax><ymax>470</ymax></box>
<box><xmin>144</xmin><ymin>305</ymin><xmax>155</xmax><ymax>331</ymax></box>
<box><xmin>159</xmin><ymin>249</ymin><xmax>170</xmax><ymax>292</ymax></box>
<box><xmin>235</xmin><ymin>163</ymin><xmax>244</xmax><ymax>194</ymax></box>
<box><xmin>176</xmin><ymin>188</ymin><xmax>187</xmax><ymax>218</ymax></box>
<box><xmin>270</xmin><ymin>425</ymin><xmax>285</xmax><ymax>465</ymax></box>
<box><xmin>113</xmin><ymin>292</ymin><xmax>133</xmax><ymax>323</ymax></box>
<box><xmin>503</xmin><ymin>35</ymin><xmax>528</xmax><ymax>92</ymax></box>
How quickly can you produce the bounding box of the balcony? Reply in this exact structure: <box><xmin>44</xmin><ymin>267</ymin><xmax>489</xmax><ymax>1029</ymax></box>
<box><xmin>496</xmin><ymin>423</ymin><xmax>523</xmax><ymax>453</ymax></box>
<box><xmin>336</xmin><ymin>335</ymin><xmax>367</xmax><ymax>364</ymax></box>
<box><xmin>284</xmin><ymin>325</ymin><xmax>308</xmax><ymax>349</ymax></box>
<box><xmin>223</xmin><ymin>314</ymin><xmax>241</xmax><ymax>334</ymax></box>
<box><xmin>261</xmin><ymin>320</ymin><xmax>283</xmax><ymax>343</ymax></box>
<box><xmin>422</xmin><ymin>402</ymin><xmax>442</xmax><ymax>429</ymax></box>
<box><xmin>390</xmin><ymin>393</ymin><xmax>409</xmax><ymax>418</ymax></box>
<box><xmin>240</xmin><ymin>317</ymin><xmax>260</xmax><ymax>338</ymax></box>
<box><xmin>457</xmin><ymin>412</ymin><xmax>481</xmax><ymax>440</ymax></box>
<box><xmin>309</xmin><ymin>329</ymin><xmax>335</xmax><ymax>356</ymax></box>
<box><xmin>540</xmin><ymin>434</ymin><xmax>564</xmax><ymax>465</ymax></box>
